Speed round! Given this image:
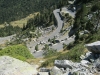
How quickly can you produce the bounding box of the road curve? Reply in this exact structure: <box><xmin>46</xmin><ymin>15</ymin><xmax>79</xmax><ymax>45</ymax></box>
<box><xmin>28</xmin><ymin>9</ymin><xmax>64</xmax><ymax>58</ymax></box>
<box><xmin>29</xmin><ymin>8</ymin><xmax>76</xmax><ymax>58</ymax></box>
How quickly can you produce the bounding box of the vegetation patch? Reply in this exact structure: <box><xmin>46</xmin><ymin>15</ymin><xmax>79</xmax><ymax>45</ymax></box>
<box><xmin>0</xmin><ymin>44</ymin><xmax>34</xmax><ymax>61</ymax></box>
<box><xmin>40</xmin><ymin>43</ymin><xmax>85</xmax><ymax>67</ymax></box>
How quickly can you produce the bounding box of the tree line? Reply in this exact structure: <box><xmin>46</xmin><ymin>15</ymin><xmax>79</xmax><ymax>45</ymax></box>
<box><xmin>0</xmin><ymin>23</ymin><xmax>21</xmax><ymax>37</ymax></box>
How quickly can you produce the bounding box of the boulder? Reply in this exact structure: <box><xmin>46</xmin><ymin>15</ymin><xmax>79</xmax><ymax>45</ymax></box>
<box><xmin>80</xmin><ymin>60</ymin><xmax>90</xmax><ymax>67</ymax></box>
<box><xmin>85</xmin><ymin>41</ymin><xmax>100</xmax><ymax>53</ymax></box>
<box><xmin>39</xmin><ymin>68</ymin><xmax>50</xmax><ymax>72</ymax></box>
<box><xmin>85</xmin><ymin>51</ymin><xmax>92</xmax><ymax>58</ymax></box>
<box><xmin>95</xmin><ymin>58</ymin><xmax>100</xmax><ymax>72</ymax></box>
<box><xmin>80</xmin><ymin>55</ymin><xmax>86</xmax><ymax>60</ymax></box>
<box><xmin>54</xmin><ymin>60</ymin><xmax>73</xmax><ymax>69</ymax></box>
<box><xmin>0</xmin><ymin>56</ymin><xmax>38</xmax><ymax>75</ymax></box>
<box><xmin>38</xmin><ymin>72</ymin><xmax>49</xmax><ymax>75</ymax></box>
<box><xmin>85</xmin><ymin>52</ymin><xmax>95</xmax><ymax>62</ymax></box>
<box><xmin>50</xmin><ymin>66</ymin><xmax>63</xmax><ymax>75</ymax></box>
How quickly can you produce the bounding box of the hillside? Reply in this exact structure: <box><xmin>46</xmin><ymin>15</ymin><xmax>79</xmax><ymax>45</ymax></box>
<box><xmin>0</xmin><ymin>0</ymin><xmax>68</xmax><ymax>24</ymax></box>
<box><xmin>0</xmin><ymin>0</ymin><xmax>100</xmax><ymax>75</ymax></box>
<box><xmin>73</xmin><ymin>0</ymin><xmax>100</xmax><ymax>43</ymax></box>
<box><xmin>39</xmin><ymin>0</ymin><xmax>100</xmax><ymax>68</ymax></box>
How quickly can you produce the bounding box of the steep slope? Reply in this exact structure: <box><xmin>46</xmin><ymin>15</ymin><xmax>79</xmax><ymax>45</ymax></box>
<box><xmin>0</xmin><ymin>56</ymin><xmax>38</xmax><ymax>75</ymax></box>
<box><xmin>0</xmin><ymin>0</ymin><xmax>67</xmax><ymax>24</ymax></box>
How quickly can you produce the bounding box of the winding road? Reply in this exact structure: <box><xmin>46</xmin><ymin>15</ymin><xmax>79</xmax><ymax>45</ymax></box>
<box><xmin>27</xmin><ymin>9</ymin><xmax>64</xmax><ymax>58</ymax></box>
<box><xmin>31</xmin><ymin>8</ymin><xmax>76</xmax><ymax>58</ymax></box>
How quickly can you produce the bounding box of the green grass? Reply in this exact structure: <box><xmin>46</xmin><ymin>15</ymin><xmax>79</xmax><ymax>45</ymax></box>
<box><xmin>0</xmin><ymin>44</ymin><xmax>34</xmax><ymax>61</ymax></box>
<box><xmin>57</xmin><ymin>44</ymin><xmax>85</xmax><ymax>62</ymax></box>
<box><xmin>85</xmin><ymin>30</ymin><xmax>100</xmax><ymax>43</ymax></box>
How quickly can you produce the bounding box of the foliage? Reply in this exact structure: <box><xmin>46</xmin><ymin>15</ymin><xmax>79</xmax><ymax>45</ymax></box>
<box><xmin>23</xmin><ymin>10</ymin><xmax>55</xmax><ymax>28</ymax></box>
<box><xmin>43</xmin><ymin>44</ymin><xmax>57</xmax><ymax>58</ymax></box>
<box><xmin>41</xmin><ymin>58</ymin><xmax>55</xmax><ymax>67</ymax></box>
<box><xmin>91</xmin><ymin>2</ymin><xmax>100</xmax><ymax>12</ymax></box>
<box><xmin>85</xmin><ymin>29</ymin><xmax>100</xmax><ymax>43</ymax></box>
<box><xmin>41</xmin><ymin>44</ymin><xmax>85</xmax><ymax>67</ymax></box>
<box><xmin>41</xmin><ymin>0</ymin><xmax>100</xmax><ymax>68</ymax></box>
<box><xmin>0</xmin><ymin>0</ymin><xmax>69</xmax><ymax>38</ymax></box>
<box><xmin>74</xmin><ymin>0</ymin><xmax>94</xmax><ymax>4</ymax></box>
<box><xmin>44</xmin><ymin>49</ymin><xmax>57</xmax><ymax>58</ymax></box>
<box><xmin>57</xmin><ymin>44</ymin><xmax>84</xmax><ymax>62</ymax></box>
<box><xmin>35</xmin><ymin>44</ymin><xmax>39</xmax><ymax>51</ymax></box>
<box><xmin>66</xmin><ymin>42</ymin><xmax>75</xmax><ymax>50</ymax></box>
<box><xmin>0</xmin><ymin>44</ymin><xmax>34</xmax><ymax>61</ymax></box>
<box><xmin>52</xmin><ymin>36</ymin><xmax>56</xmax><ymax>44</ymax></box>
<box><xmin>73</xmin><ymin>1</ymin><xmax>100</xmax><ymax>43</ymax></box>
<box><xmin>63</xmin><ymin>43</ymin><xmax>67</xmax><ymax>50</ymax></box>
<box><xmin>7</xmin><ymin>38</ymin><xmax>25</xmax><ymax>46</ymax></box>
<box><xmin>0</xmin><ymin>24</ymin><xmax>21</xmax><ymax>37</ymax></box>
<box><xmin>0</xmin><ymin>0</ymin><xmax>68</xmax><ymax>24</ymax></box>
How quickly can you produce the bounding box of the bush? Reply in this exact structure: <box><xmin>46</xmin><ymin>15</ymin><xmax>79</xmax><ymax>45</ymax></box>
<box><xmin>41</xmin><ymin>44</ymin><xmax>85</xmax><ymax>67</ymax></box>
<box><xmin>57</xmin><ymin>44</ymin><xmax>85</xmax><ymax>62</ymax></box>
<box><xmin>40</xmin><ymin>58</ymin><xmax>55</xmax><ymax>67</ymax></box>
<box><xmin>35</xmin><ymin>44</ymin><xmax>39</xmax><ymax>51</ymax></box>
<box><xmin>0</xmin><ymin>44</ymin><xmax>34</xmax><ymax>61</ymax></box>
<box><xmin>91</xmin><ymin>3</ymin><xmax>100</xmax><ymax>12</ymax></box>
<box><xmin>63</xmin><ymin>43</ymin><xmax>67</xmax><ymax>51</ymax></box>
<box><xmin>67</xmin><ymin>42</ymin><xmax>75</xmax><ymax>50</ymax></box>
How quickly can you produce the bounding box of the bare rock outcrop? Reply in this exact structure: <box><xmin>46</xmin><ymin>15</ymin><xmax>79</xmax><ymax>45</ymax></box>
<box><xmin>0</xmin><ymin>56</ymin><xmax>38</xmax><ymax>75</ymax></box>
<box><xmin>85</xmin><ymin>41</ymin><xmax>100</xmax><ymax>53</ymax></box>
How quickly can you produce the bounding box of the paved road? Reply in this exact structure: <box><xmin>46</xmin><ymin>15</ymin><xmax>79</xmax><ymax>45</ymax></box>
<box><xmin>51</xmin><ymin>37</ymin><xmax>74</xmax><ymax>51</ymax></box>
<box><xmin>27</xmin><ymin>9</ymin><xmax>64</xmax><ymax>58</ymax></box>
<box><xmin>31</xmin><ymin>8</ymin><xmax>76</xmax><ymax>58</ymax></box>
<box><xmin>0</xmin><ymin>35</ymin><xmax>15</xmax><ymax>44</ymax></box>
<box><xmin>32</xmin><ymin>50</ymin><xmax>44</xmax><ymax>58</ymax></box>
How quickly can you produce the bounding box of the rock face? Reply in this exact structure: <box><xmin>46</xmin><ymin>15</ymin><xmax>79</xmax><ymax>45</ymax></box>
<box><xmin>0</xmin><ymin>56</ymin><xmax>38</xmax><ymax>75</ymax></box>
<box><xmin>95</xmin><ymin>58</ymin><xmax>100</xmax><ymax>72</ymax></box>
<box><xmin>38</xmin><ymin>72</ymin><xmax>49</xmax><ymax>75</ymax></box>
<box><xmin>85</xmin><ymin>41</ymin><xmax>100</xmax><ymax>53</ymax></box>
<box><xmin>49</xmin><ymin>51</ymin><xmax>100</xmax><ymax>75</ymax></box>
<box><xmin>50</xmin><ymin>66</ymin><xmax>63</xmax><ymax>75</ymax></box>
<box><xmin>54</xmin><ymin>60</ymin><xmax>72</xmax><ymax>69</ymax></box>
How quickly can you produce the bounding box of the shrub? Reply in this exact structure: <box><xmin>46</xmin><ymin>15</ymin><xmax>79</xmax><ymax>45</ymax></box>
<box><xmin>0</xmin><ymin>44</ymin><xmax>34</xmax><ymax>61</ymax></box>
<box><xmin>57</xmin><ymin>44</ymin><xmax>84</xmax><ymax>62</ymax></box>
<box><xmin>67</xmin><ymin>42</ymin><xmax>75</xmax><ymax>50</ymax></box>
<box><xmin>35</xmin><ymin>44</ymin><xmax>39</xmax><ymax>51</ymax></box>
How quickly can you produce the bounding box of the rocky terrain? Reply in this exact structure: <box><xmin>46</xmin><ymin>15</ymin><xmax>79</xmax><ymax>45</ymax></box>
<box><xmin>37</xmin><ymin>41</ymin><xmax>100</xmax><ymax>75</ymax></box>
<box><xmin>0</xmin><ymin>0</ymin><xmax>100</xmax><ymax>75</ymax></box>
<box><xmin>0</xmin><ymin>56</ymin><xmax>38</xmax><ymax>75</ymax></box>
<box><xmin>0</xmin><ymin>41</ymin><xmax>100</xmax><ymax>75</ymax></box>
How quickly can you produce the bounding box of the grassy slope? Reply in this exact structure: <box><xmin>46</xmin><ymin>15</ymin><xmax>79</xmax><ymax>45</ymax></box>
<box><xmin>0</xmin><ymin>12</ymin><xmax>39</xmax><ymax>28</ymax></box>
<box><xmin>40</xmin><ymin>43</ymin><xmax>87</xmax><ymax>68</ymax></box>
<box><xmin>0</xmin><ymin>44</ymin><xmax>34</xmax><ymax>61</ymax></box>
<box><xmin>0</xmin><ymin>0</ymin><xmax>62</xmax><ymax>24</ymax></box>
